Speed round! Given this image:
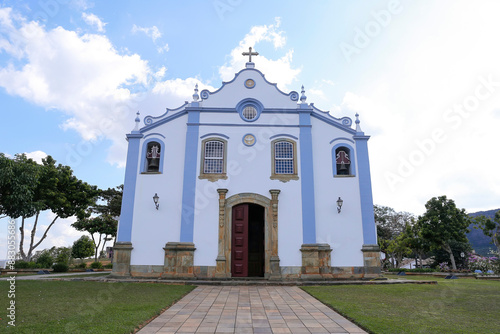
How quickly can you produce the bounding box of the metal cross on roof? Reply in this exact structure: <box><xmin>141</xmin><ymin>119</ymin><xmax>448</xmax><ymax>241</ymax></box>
<box><xmin>242</xmin><ymin>47</ymin><xmax>259</xmax><ymax>62</ymax></box>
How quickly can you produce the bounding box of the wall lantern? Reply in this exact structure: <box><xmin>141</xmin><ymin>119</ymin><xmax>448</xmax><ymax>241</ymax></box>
<box><xmin>336</xmin><ymin>197</ymin><xmax>343</xmax><ymax>213</ymax></box>
<box><xmin>153</xmin><ymin>193</ymin><xmax>159</xmax><ymax>210</ymax></box>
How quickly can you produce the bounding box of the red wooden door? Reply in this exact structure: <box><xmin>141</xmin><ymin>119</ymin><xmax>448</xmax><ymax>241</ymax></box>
<box><xmin>232</xmin><ymin>204</ymin><xmax>249</xmax><ymax>277</ymax></box>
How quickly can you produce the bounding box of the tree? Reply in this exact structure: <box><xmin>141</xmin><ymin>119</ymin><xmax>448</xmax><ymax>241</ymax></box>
<box><xmin>418</xmin><ymin>196</ymin><xmax>471</xmax><ymax>270</ymax></box>
<box><xmin>374</xmin><ymin>205</ymin><xmax>415</xmax><ymax>268</ymax></box>
<box><xmin>403</xmin><ymin>222</ymin><xmax>431</xmax><ymax>268</ymax></box>
<box><xmin>72</xmin><ymin>186</ymin><xmax>121</xmax><ymax>262</ymax></box>
<box><xmin>474</xmin><ymin>210</ymin><xmax>500</xmax><ymax>254</ymax></box>
<box><xmin>71</xmin><ymin>236</ymin><xmax>95</xmax><ymax>262</ymax></box>
<box><xmin>0</xmin><ymin>154</ymin><xmax>98</xmax><ymax>261</ymax></box>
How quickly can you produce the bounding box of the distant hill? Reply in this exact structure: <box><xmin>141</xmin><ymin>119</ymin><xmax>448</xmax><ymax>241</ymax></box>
<box><xmin>468</xmin><ymin>208</ymin><xmax>499</xmax><ymax>256</ymax></box>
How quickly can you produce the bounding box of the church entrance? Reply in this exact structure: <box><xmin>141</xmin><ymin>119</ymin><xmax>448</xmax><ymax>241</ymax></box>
<box><xmin>231</xmin><ymin>203</ymin><xmax>265</xmax><ymax>277</ymax></box>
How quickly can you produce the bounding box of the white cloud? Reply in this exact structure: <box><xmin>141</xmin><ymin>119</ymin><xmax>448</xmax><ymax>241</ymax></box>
<box><xmin>131</xmin><ymin>24</ymin><xmax>161</xmax><ymax>42</ymax></box>
<box><xmin>218</xmin><ymin>17</ymin><xmax>300</xmax><ymax>90</ymax></box>
<box><xmin>82</xmin><ymin>12</ymin><xmax>106</xmax><ymax>32</ymax></box>
<box><xmin>157</xmin><ymin>42</ymin><xmax>169</xmax><ymax>54</ymax></box>
<box><xmin>25</xmin><ymin>150</ymin><xmax>48</xmax><ymax>163</ymax></box>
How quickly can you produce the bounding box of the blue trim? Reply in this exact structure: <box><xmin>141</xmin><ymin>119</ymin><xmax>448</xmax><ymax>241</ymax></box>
<box><xmin>311</xmin><ymin>113</ymin><xmax>356</xmax><ymax>134</ymax></box>
<box><xmin>141</xmin><ymin>110</ymin><xmax>188</xmax><ymax>132</ymax></box>
<box><xmin>180</xmin><ymin>110</ymin><xmax>200</xmax><ymax>242</ymax></box>
<box><xmin>140</xmin><ymin>138</ymin><xmax>166</xmax><ymax>173</ymax></box>
<box><xmin>117</xmin><ymin>133</ymin><xmax>143</xmax><ymax>242</ymax></box>
<box><xmin>199</xmin><ymin>67</ymin><xmax>298</xmax><ymax>101</ymax></box>
<box><xmin>236</xmin><ymin>98</ymin><xmax>263</xmax><ymax>122</ymax></box>
<box><xmin>242</xmin><ymin>133</ymin><xmax>256</xmax><ymax>147</ymax></box>
<box><xmin>354</xmin><ymin>135</ymin><xmax>377</xmax><ymax>245</ymax></box>
<box><xmin>200</xmin><ymin>133</ymin><xmax>230</xmax><ymax>139</ymax></box>
<box><xmin>269</xmin><ymin>133</ymin><xmax>299</xmax><ymax>140</ymax></box>
<box><xmin>144</xmin><ymin>133</ymin><xmax>166</xmax><ymax>139</ymax></box>
<box><xmin>299</xmin><ymin>108</ymin><xmax>317</xmax><ymax>244</ymax></box>
<box><xmin>189</xmin><ymin>123</ymin><xmax>307</xmax><ymax>128</ymax></box>
<box><xmin>332</xmin><ymin>143</ymin><xmax>356</xmax><ymax>177</ymax></box>
<box><xmin>329</xmin><ymin>137</ymin><xmax>354</xmax><ymax>144</ymax></box>
<box><xmin>311</xmin><ymin>104</ymin><xmax>353</xmax><ymax>127</ymax></box>
<box><xmin>143</xmin><ymin>102</ymin><xmax>189</xmax><ymax>126</ymax></box>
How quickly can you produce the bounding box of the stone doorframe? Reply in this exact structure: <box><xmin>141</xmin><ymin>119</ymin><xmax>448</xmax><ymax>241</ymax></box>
<box><xmin>215</xmin><ymin>189</ymin><xmax>281</xmax><ymax>279</ymax></box>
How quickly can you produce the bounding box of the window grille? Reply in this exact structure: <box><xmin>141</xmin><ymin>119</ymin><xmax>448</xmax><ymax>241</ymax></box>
<box><xmin>242</xmin><ymin>106</ymin><xmax>257</xmax><ymax>120</ymax></box>
<box><xmin>204</xmin><ymin>140</ymin><xmax>224</xmax><ymax>174</ymax></box>
<box><xmin>274</xmin><ymin>141</ymin><xmax>294</xmax><ymax>174</ymax></box>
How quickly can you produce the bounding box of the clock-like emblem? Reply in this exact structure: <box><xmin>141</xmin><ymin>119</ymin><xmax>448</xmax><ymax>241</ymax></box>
<box><xmin>245</xmin><ymin>79</ymin><xmax>255</xmax><ymax>88</ymax></box>
<box><xmin>243</xmin><ymin>134</ymin><xmax>256</xmax><ymax>146</ymax></box>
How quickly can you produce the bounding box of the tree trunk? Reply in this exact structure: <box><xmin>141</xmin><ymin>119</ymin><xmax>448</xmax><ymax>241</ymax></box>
<box><xmin>494</xmin><ymin>226</ymin><xmax>500</xmax><ymax>254</ymax></box>
<box><xmin>19</xmin><ymin>217</ymin><xmax>27</xmax><ymax>261</ymax></box>
<box><xmin>444</xmin><ymin>243</ymin><xmax>457</xmax><ymax>270</ymax></box>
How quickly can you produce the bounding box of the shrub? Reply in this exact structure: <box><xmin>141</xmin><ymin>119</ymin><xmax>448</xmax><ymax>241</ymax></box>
<box><xmin>104</xmin><ymin>263</ymin><xmax>113</xmax><ymax>269</ymax></box>
<box><xmin>90</xmin><ymin>261</ymin><xmax>103</xmax><ymax>269</ymax></box>
<box><xmin>52</xmin><ymin>263</ymin><xmax>69</xmax><ymax>273</ymax></box>
<box><xmin>14</xmin><ymin>261</ymin><xmax>39</xmax><ymax>269</ymax></box>
<box><xmin>36</xmin><ymin>252</ymin><xmax>54</xmax><ymax>269</ymax></box>
<box><xmin>75</xmin><ymin>262</ymin><xmax>87</xmax><ymax>269</ymax></box>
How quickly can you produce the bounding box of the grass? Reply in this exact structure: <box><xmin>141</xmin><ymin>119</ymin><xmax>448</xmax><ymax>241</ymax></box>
<box><xmin>0</xmin><ymin>280</ymin><xmax>194</xmax><ymax>334</ymax></box>
<box><xmin>303</xmin><ymin>276</ymin><xmax>500</xmax><ymax>334</ymax></box>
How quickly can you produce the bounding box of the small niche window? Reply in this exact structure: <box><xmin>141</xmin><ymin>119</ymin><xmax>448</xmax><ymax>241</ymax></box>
<box><xmin>271</xmin><ymin>139</ymin><xmax>298</xmax><ymax>182</ymax></box>
<box><xmin>146</xmin><ymin>141</ymin><xmax>161</xmax><ymax>172</ymax></box>
<box><xmin>200</xmin><ymin>138</ymin><xmax>228</xmax><ymax>182</ymax></box>
<box><xmin>335</xmin><ymin>147</ymin><xmax>351</xmax><ymax>176</ymax></box>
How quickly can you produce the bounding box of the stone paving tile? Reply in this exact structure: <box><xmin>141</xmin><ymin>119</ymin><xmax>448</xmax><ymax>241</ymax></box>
<box><xmin>137</xmin><ymin>286</ymin><xmax>368</xmax><ymax>334</ymax></box>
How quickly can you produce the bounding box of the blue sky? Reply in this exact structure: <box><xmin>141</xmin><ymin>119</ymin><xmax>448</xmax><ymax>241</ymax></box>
<box><xmin>1</xmin><ymin>0</ymin><xmax>500</xmax><ymax>256</ymax></box>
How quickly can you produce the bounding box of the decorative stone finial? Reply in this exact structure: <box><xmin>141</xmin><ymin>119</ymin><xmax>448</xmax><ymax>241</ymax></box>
<box><xmin>192</xmin><ymin>83</ymin><xmax>199</xmax><ymax>101</ymax></box>
<box><xmin>355</xmin><ymin>113</ymin><xmax>363</xmax><ymax>133</ymax></box>
<box><xmin>300</xmin><ymin>85</ymin><xmax>307</xmax><ymax>103</ymax></box>
<box><xmin>134</xmin><ymin>111</ymin><xmax>140</xmax><ymax>131</ymax></box>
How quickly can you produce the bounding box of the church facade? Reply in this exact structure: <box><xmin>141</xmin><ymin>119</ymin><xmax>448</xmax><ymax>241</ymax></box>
<box><xmin>112</xmin><ymin>55</ymin><xmax>380</xmax><ymax>280</ymax></box>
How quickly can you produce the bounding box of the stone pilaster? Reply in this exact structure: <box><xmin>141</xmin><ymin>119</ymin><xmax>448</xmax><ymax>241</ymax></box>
<box><xmin>110</xmin><ymin>242</ymin><xmax>133</xmax><ymax>278</ymax></box>
<box><xmin>300</xmin><ymin>243</ymin><xmax>332</xmax><ymax>280</ymax></box>
<box><xmin>269</xmin><ymin>189</ymin><xmax>282</xmax><ymax>280</ymax></box>
<box><xmin>361</xmin><ymin>244</ymin><xmax>382</xmax><ymax>277</ymax></box>
<box><xmin>215</xmin><ymin>189</ymin><xmax>229</xmax><ymax>278</ymax></box>
<box><xmin>162</xmin><ymin>242</ymin><xmax>196</xmax><ymax>279</ymax></box>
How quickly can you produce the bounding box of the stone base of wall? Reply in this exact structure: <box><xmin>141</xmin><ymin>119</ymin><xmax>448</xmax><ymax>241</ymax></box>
<box><xmin>361</xmin><ymin>244</ymin><xmax>382</xmax><ymax>278</ymax></box>
<box><xmin>300</xmin><ymin>243</ymin><xmax>333</xmax><ymax>279</ymax></box>
<box><xmin>109</xmin><ymin>242</ymin><xmax>133</xmax><ymax>278</ymax></box>
<box><xmin>162</xmin><ymin>242</ymin><xmax>196</xmax><ymax>279</ymax></box>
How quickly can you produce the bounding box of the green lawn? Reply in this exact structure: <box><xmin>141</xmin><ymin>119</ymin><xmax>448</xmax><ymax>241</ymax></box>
<box><xmin>0</xmin><ymin>280</ymin><xmax>194</xmax><ymax>334</ymax></box>
<box><xmin>303</xmin><ymin>276</ymin><xmax>500</xmax><ymax>334</ymax></box>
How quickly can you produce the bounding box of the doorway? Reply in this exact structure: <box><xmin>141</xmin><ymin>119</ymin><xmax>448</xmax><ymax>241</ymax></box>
<box><xmin>231</xmin><ymin>203</ymin><xmax>265</xmax><ymax>277</ymax></box>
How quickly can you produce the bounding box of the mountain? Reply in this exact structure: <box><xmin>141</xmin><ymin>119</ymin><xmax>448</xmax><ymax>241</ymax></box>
<box><xmin>468</xmin><ymin>208</ymin><xmax>499</xmax><ymax>256</ymax></box>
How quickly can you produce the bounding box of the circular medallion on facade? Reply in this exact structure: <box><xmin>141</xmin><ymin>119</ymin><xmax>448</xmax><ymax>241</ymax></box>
<box><xmin>244</xmin><ymin>79</ymin><xmax>255</xmax><ymax>89</ymax></box>
<box><xmin>243</xmin><ymin>133</ymin><xmax>256</xmax><ymax>147</ymax></box>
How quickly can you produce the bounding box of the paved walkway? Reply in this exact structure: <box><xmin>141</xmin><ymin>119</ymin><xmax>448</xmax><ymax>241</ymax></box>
<box><xmin>137</xmin><ymin>286</ymin><xmax>367</xmax><ymax>334</ymax></box>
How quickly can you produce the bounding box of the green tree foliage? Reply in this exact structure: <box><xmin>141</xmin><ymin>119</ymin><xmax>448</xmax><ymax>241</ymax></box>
<box><xmin>473</xmin><ymin>210</ymin><xmax>500</xmax><ymax>254</ymax></box>
<box><xmin>71</xmin><ymin>235</ymin><xmax>95</xmax><ymax>261</ymax></box>
<box><xmin>0</xmin><ymin>153</ymin><xmax>98</xmax><ymax>261</ymax></box>
<box><xmin>418</xmin><ymin>196</ymin><xmax>471</xmax><ymax>270</ymax></box>
<box><xmin>72</xmin><ymin>186</ymin><xmax>121</xmax><ymax>262</ymax></box>
<box><xmin>374</xmin><ymin>205</ymin><xmax>415</xmax><ymax>268</ymax></box>
<box><xmin>403</xmin><ymin>222</ymin><xmax>431</xmax><ymax>268</ymax></box>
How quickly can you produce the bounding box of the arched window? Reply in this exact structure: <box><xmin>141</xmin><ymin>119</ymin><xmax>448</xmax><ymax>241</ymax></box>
<box><xmin>146</xmin><ymin>141</ymin><xmax>161</xmax><ymax>172</ymax></box>
<box><xmin>334</xmin><ymin>146</ymin><xmax>354</xmax><ymax>176</ymax></box>
<box><xmin>271</xmin><ymin>139</ymin><xmax>298</xmax><ymax>182</ymax></box>
<box><xmin>199</xmin><ymin>138</ymin><xmax>228</xmax><ymax>181</ymax></box>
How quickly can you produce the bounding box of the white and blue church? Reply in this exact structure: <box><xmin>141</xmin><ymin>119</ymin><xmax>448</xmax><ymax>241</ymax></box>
<box><xmin>112</xmin><ymin>49</ymin><xmax>380</xmax><ymax>280</ymax></box>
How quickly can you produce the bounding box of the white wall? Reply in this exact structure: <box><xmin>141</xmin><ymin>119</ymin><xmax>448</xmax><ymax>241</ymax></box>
<box><xmin>130</xmin><ymin>115</ymin><xmax>187</xmax><ymax>266</ymax></box>
<box><xmin>311</xmin><ymin>118</ymin><xmax>364</xmax><ymax>267</ymax></box>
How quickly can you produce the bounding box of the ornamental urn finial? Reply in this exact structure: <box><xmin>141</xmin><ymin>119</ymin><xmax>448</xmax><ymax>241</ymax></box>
<box><xmin>192</xmin><ymin>83</ymin><xmax>199</xmax><ymax>101</ymax></box>
<box><xmin>300</xmin><ymin>85</ymin><xmax>307</xmax><ymax>103</ymax></box>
